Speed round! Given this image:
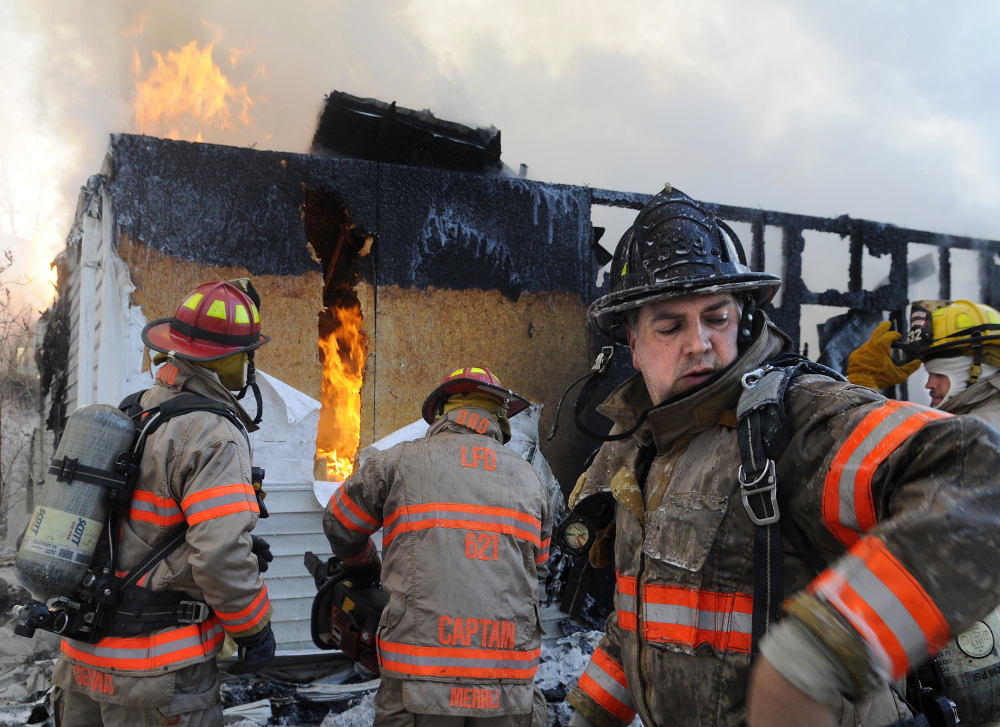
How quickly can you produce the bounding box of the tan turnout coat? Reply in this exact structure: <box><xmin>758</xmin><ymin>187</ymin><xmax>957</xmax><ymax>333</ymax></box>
<box><xmin>324</xmin><ymin>407</ymin><xmax>552</xmax><ymax>718</ymax></box>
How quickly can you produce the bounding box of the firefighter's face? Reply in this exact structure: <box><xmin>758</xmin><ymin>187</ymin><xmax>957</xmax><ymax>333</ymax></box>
<box><xmin>627</xmin><ymin>293</ymin><xmax>741</xmax><ymax>405</ymax></box>
<box><xmin>926</xmin><ymin>372</ymin><xmax>951</xmax><ymax>407</ymax></box>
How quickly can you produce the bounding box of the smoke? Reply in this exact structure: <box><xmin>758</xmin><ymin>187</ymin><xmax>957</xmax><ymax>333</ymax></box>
<box><xmin>3</xmin><ymin>0</ymin><xmax>1000</xmax><ymax>311</ymax></box>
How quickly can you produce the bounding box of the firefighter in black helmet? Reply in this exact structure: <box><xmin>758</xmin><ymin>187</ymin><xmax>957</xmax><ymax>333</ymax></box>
<box><xmin>565</xmin><ymin>184</ymin><xmax>1000</xmax><ymax>727</ymax></box>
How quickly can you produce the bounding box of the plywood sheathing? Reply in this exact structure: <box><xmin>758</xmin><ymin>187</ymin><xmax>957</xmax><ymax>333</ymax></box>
<box><xmin>117</xmin><ymin>239</ymin><xmax>324</xmax><ymax>401</ymax></box>
<box><xmin>361</xmin><ymin>284</ymin><xmax>591</xmax><ymax>488</ymax></box>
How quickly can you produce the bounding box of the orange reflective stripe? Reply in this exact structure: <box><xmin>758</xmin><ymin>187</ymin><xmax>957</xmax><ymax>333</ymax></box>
<box><xmin>809</xmin><ymin>536</ymin><xmax>950</xmax><ymax>679</ymax></box>
<box><xmin>535</xmin><ymin>537</ymin><xmax>550</xmax><ymax>564</ymax></box>
<box><xmin>616</xmin><ymin>572</ymin><xmax>637</xmax><ymax>632</ymax></box>
<box><xmin>577</xmin><ymin>646</ymin><xmax>637</xmax><ymax>722</ymax></box>
<box><xmin>181</xmin><ymin>483</ymin><xmax>258</xmax><ymax>525</ymax></box>
<box><xmin>329</xmin><ymin>487</ymin><xmax>381</xmax><ymax>535</ymax></box>
<box><xmin>129</xmin><ymin>490</ymin><xmax>184</xmax><ymax>527</ymax></box>
<box><xmin>341</xmin><ymin>539</ymin><xmax>375</xmax><ymax>567</ymax></box>
<box><xmin>383</xmin><ymin>502</ymin><xmax>542</xmax><ymax>548</ymax></box>
<box><xmin>377</xmin><ymin>638</ymin><xmax>540</xmax><ymax>679</ymax></box>
<box><xmin>823</xmin><ymin>402</ymin><xmax>950</xmax><ymax>546</ymax></box>
<box><xmin>642</xmin><ymin>584</ymin><xmax>753</xmax><ymax>654</ymax></box>
<box><xmin>215</xmin><ymin>585</ymin><xmax>271</xmax><ymax>632</ymax></box>
<box><xmin>60</xmin><ymin>617</ymin><xmax>225</xmax><ymax>671</ymax></box>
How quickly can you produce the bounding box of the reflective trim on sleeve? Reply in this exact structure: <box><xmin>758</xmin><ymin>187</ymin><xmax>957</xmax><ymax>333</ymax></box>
<box><xmin>823</xmin><ymin>401</ymin><xmax>950</xmax><ymax>546</ymax></box>
<box><xmin>181</xmin><ymin>483</ymin><xmax>259</xmax><ymax>525</ymax></box>
<box><xmin>377</xmin><ymin>638</ymin><xmax>540</xmax><ymax>679</ymax></box>
<box><xmin>382</xmin><ymin>502</ymin><xmax>542</xmax><ymax>548</ymax></box>
<box><xmin>129</xmin><ymin>490</ymin><xmax>184</xmax><ymax>527</ymax></box>
<box><xmin>328</xmin><ymin>486</ymin><xmax>381</xmax><ymax>535</ymax></box>
<box><xmin>616</xmin><ymin>572</ymin><xmax>637</xmax><ymax>632</ymax></box>
<box><xmin>809</xmin><ymin>535</ymin><xmax>950</xmax><ymax>679</ymax></box>
<box><xmin>341</xmin><ymin>539</ymin><xmax>375</xmax><ymax>567</ymax></box>
<box><xmin>535</xmin><ymin>537</ymin><xmax>550</xmax><ymax>564</ymax></box>
<box><xmin>576</xmin><ymin>646</ymin><xmax>637</xmax><ymax>723</ymax></box>
<box><xmin>60</xmin><ymin>617</ymin><xmax>225</xmax><ymax>671</ymax></box>
<box><xmin>215</xmin><ymin>584</ymin><xmax>271</xmax><ymax>633</ymax></box>
<box><xmin>642</xmin><ymin>584</ymin><xmax>753</xmax><ymax>654</ymax></box>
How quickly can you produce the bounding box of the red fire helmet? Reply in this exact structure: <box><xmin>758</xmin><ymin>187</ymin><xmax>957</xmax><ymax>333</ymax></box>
<box><xmin>421</xmin><ymin>366</ymin><xmax>530</xmax><ymax>424</ymax></box>
<box><xmin>142</xmin><ymin>281</ymin><xmax>270</xmax><ymax>362</ymax></box>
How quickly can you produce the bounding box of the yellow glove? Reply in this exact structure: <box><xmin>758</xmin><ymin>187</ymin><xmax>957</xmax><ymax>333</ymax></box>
<box><xmin>846</xmin><ymin>321</ymin><xmax>920</xmax><ymax>390</ymax></box>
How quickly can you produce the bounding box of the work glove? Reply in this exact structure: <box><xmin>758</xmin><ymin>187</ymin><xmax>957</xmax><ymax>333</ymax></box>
<box><xmin>846</xmin><ymin>321</ymin><xmax>920</xmax><ymax>390</ymax></box>
<box><xmin>343</xmin><ymin>550</ymin><xmax>382</xmax><ymax>587</ymax></box>
<box><xmin>250</xmin><ymin>535</ymin><xmax>273</xmax><ymax>574</ymax></box>
<box><xmin>228</xmin><ymin>623</ymin><xmax>276</xmax><ymax>675</ymax></box>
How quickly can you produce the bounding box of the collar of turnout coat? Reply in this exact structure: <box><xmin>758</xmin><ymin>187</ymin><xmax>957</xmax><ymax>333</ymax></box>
<box><xmin>425</xmin><ymin>406</ymin><xmax>505</xmax><ymax>444</ymax></box>
<box><xmin>597</xmin><ymin>320</ymin><xmax>791</xmax><ymax>454</ymax></box>
<box><xmin>150</xmin><ymin>357</ymin><xmax>259</xmax><ymax>432</ymax></box>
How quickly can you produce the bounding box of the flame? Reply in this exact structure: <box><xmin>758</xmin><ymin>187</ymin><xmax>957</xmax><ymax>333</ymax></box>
<box><xmin>132</xmin><ymin>39</ymin><xmax>253</xmax><ymax>141</ymax></box>
<box><xmin>316</xmin><ymin>304</ymin><xmax>367</xmax><ymax>481</ymax></box>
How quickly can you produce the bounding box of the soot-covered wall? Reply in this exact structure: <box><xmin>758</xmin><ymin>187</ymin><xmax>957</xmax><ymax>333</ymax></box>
<box><xmin>104</xmin><ymin>134</ymin><xmax>602</xmax><ymax>486</ymax></box>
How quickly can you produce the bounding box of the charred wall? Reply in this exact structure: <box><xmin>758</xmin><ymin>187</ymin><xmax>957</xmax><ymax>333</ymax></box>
<box><xmin>104</xmin><ymin>134</ymin><xmax>601</xmax><ymax>487</ymax></box>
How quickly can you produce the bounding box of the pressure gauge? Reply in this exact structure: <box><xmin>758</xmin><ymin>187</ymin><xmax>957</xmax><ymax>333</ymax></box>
<box><xmin>559</xmin><ymin>518</ymin><xmax>594</xmax><ymax>556</ymax></box>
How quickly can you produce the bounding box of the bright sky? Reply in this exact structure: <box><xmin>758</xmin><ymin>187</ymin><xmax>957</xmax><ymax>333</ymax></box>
<box><xmin>2</xmin><ymin>0</ymin><xmax>999</xmax><ymax>319</ymax></box>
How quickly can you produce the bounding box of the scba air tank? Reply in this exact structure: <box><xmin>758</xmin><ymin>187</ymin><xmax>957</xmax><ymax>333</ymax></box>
<box><xmin>935</xmin><ymin>608</ymin><xmax>1000</xmax><ymax>725</ymax></box>
<box><xmin>15</xmin><ymin>404</ymin><xmax>135</xmax><ymax>602</ymax></box>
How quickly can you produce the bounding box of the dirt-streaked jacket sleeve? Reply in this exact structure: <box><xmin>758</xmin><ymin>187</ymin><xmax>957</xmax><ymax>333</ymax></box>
<box><xmin>323</xmin><ymin>453</ymin><xmax>393</xmax><ymax>567</ymax></box>
<box><xmin>778</xmin><ymin>375</ymin><xmax>1000</xmax><ymax>687</ymax></box>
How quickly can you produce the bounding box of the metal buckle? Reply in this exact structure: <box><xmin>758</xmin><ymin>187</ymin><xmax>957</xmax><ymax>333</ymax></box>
<box><xmin>592</xmin><ymin>346</ymin><xmax>615</xmax><ymax>374</ymax></box>
<box><xmin>739</xmin><ymin>459</ymin><xmax>780</xmax><ymax>525</ymax></box>
<box><xmin>741</xmin><ymin>365</ymin><xmax>772</xmax><ymax>391</ymax></box>
<box><xmin>177</xmin><ymin>601</ymin><xmax>210</xmax><ymax>624</ymax></box>
<box><xmin>54</xmin><ymin>456</ymin><xmax>79</xmax><ymax>484</ymax></box>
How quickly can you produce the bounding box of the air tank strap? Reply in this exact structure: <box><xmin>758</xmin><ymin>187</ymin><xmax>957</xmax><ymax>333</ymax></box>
<box><xmin>47</xmin><ymin>456</ymin><xmax>129</xmax><ymax>491</ymax></box>
<box><xmin>105</xmin><ymin>526</ymin><xmax>213</xmax><ymax>637</ymax></box>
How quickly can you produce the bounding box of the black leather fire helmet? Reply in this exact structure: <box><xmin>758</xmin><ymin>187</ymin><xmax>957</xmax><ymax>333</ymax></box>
<box><xmin>589</xmin><ymin>184</ymin><xmax>781</xmax><ymax>339</ymax></box>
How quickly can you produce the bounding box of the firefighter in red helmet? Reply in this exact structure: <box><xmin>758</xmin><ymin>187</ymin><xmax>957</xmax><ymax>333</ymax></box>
<box><xmin>324</xmin><ymin>366</ymin><xmax>550</xmax><ymax>726</ymax></box>
<box><xmin>50</xmin><ymin>280</ymin><xmax>275</xmax><ymax>726</ymax></box>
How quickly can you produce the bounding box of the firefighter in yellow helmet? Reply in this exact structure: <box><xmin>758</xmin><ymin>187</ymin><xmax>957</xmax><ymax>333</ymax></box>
<box><xmin>846</xmin><ymin>299</ymin><xmax>1000</xmax><ymax>727</ymax></box>
<box><xmin>847</xmin><ymin>300</ymin><xmax>1000</xmax><ymax>427</ymax></box>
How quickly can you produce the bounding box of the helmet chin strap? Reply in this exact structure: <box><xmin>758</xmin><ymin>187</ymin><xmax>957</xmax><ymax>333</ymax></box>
<box><xmin>236</xmin><ymin>350</ymin><xmax>264</xmax><ymax>425</ymax></box>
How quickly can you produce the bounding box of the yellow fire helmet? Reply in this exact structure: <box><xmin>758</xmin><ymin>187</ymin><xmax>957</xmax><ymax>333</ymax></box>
<box><xmin>907</xmin><ymin>300</ymin><xmax>1000</xmax><ymax>384</ymax></box>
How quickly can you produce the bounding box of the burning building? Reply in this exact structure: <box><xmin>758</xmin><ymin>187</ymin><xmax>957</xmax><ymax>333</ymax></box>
<box><xmin>33</xmin><ymin>93</ymin><xmax>606</xmax><ymax>650</ymax></box>
<box><xmin>29</xmin><ymin>91</ymin><xmax>1000</xmax><ymax>655</ymax></box>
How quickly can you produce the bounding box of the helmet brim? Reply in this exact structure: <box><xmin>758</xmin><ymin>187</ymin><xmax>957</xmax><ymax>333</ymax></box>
<box><xmin>421</xmin><ymin>379</ymin><xmax>531</xmax><ymax>424</ymax></box>
<box><xmin>142</xmin><ymin>318</ymin><xmax>271</xmax><ymax>362</ymax></box>
<box><xmin>589</xmin><ymin>273</ymin><xmax>781</xmax><ymax>338</ymax></box>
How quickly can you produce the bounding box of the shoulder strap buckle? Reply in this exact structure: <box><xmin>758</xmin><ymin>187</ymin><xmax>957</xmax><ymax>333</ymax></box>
<box><xmin>739</xmin><ymin>459</ymin><xmax>780</xmax><ymax>525</ymax></box>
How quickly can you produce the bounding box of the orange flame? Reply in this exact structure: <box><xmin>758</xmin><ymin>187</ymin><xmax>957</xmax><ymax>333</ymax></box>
<box><xmin>316</xmin><ymin>304</ymin><xmax>367</xmax><ymax>481</ymax></box>
<box><xmin>132</xmin><ymin>39</ymin><xmax>253</xmax><ymax>141</ymax></box>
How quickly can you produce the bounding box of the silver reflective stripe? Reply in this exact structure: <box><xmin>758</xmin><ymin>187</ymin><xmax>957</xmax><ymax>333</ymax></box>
<box><xmin>388</xmin><ymin>509</ymin><xmax>540</xmax><ymax>538</ymax></box>
<box><xmin>332</xmin><ymin>490</ymin><xmax>378</xmax><ymax>533</ymax></box>
<box><xmin>73</xmin><ymin>621</ymin><xmax>225</xmax><ymax>661</ymax></box>
<box><xmin>379</xmin><ymin>645</ymin><xmax>539</xmax><ymax>670</ymax></box>
<box><xmin>583</xmin><ymin>657</ymin><xmax>634</xmax><ymax>709</ymax></box>
<box><xmin>643</xmin><ymin>602</ymin><xmax>752</xmax><ymax>635</ymax></box>
<box><xmin>835</xmin><ymin>406</ymin><xmax>916</xmax><ymax>531</ymax></box>
<box><xmin>183</xmin><ymin>489</ymin><xmax>252</xmax><ymax>519</ymax></box>
<box><xmin>617</xmin><ymin>592</ymin><xmax>636</xmax><ymax>615</ymax></box>
<box><xmin>826</xmin><ymin>553</ymin><xmax>928</xmax><ymax>667</ymax></box>
<box><xmin>218</xmin><ymin>593</ymin><xmax>269</xmax><ymax>629</ymax></box>
<box><xmin>130</xmin><ymin>499</ymin><xmax>181</xmax><ymax>518</ymax></box>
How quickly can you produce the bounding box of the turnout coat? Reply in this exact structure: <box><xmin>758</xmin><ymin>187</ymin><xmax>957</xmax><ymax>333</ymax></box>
<box><xmin>567</xmin><ymin>319</ymin><xmax>1000</xmax><ymax>727</ymax></box>
<box><xmin>324</xmin><ymin>407</ymin><xmax>553</xmax><ymax>718</ymax></box>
